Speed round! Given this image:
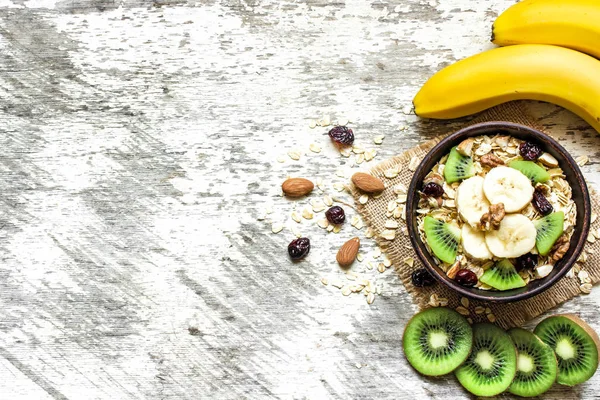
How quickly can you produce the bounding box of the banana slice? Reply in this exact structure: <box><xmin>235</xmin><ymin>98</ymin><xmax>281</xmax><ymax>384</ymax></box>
<box><xmin>461</xmin><ymin>224</ymin><xmax>493</xmax><ymax>260</ymax></box>
<box><xmin>485</xmin><ymin>214</ymin><xmax>537</xmax><ymax>258</ymax></box>
<box><xmin>456</xmin><ymin>176</ymin><xmax>490</xmax><ymax>227</ymax></box>
<box><xmin>483</xmin><ymin>166</ymin><xmax>534</xmax><ymax>213</ymax></box>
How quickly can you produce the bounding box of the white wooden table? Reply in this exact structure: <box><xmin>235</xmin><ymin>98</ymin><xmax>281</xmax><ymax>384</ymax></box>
<box><xmin>0</xmin><ymin>1</ymin><xmax>598</xmax><ymax>398</ymax></box>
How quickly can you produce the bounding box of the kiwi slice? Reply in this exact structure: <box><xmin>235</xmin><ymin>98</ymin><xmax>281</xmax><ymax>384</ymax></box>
<box><xmin>403</xmin><ymin>307</ymin><xmax>473</xmax><ymax>376</ymax></box>
<box><xmin>534</xmin><ymin>314</ymin><xmax>600</xmax><ymax>386</ymax></box>
<box><xmin>479</xmin><ymin>259</ymin><xmax>526</xmax><ymax>291</ymax></box>
<box><xmin>534</xmin><ymin>212</ymin><xmax>564</xmax><ymax>256</ymax></box>
<box><xmin>508</xmin><ymin>328</ymin><xmax>558</xmax><ymax>397</ymax></box>
<box><xmin>455</xmin><ymin>323</ymin><xmax>517</xmax><ymax>397</ymax></box>
<box><xmin>508</xmin><ymin>160</ymin><xmax>550</xmax><ymax>183</ymax></box>
<box><xmin>424</xmin><ymin>216</ymin><xmax>461</xmax><ymax>264</ymax></box>
<box><xmin>444</xmin><ymin>147</ymin><xmax>475</xmax><ymax>184</ymax></box>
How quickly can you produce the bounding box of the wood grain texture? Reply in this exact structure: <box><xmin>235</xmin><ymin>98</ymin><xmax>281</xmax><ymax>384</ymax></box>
<box><xmin>0</xmin><ymin>0</ymin><xmax>598</xmax><ymax>398</ymax></box>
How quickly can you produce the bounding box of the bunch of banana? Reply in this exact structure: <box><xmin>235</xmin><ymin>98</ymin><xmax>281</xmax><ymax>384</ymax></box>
<box><xmin>413</xmin><ymin>0</ymin><xmax>600</xmax><ymax>134</ymax></box>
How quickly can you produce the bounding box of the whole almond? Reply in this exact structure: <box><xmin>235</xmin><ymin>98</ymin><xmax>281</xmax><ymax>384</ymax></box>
<box><xmin>282</xmin><ymin>178</ymin><xmax>314</xmax><ymax>197</ymax></box>
<box><xmin>351</xmin><ymin>172</ymin><xmax>385</xmax><ymax>194</ymax></box>
<box><xmin>336</xmin><ymin>237</ymin><xmax>360</xmax><ymax>268</ymax></box>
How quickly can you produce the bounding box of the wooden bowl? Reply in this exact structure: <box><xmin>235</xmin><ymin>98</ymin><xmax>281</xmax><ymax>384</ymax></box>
<box><xmin>406</xmin><ymin>122</ymin><xmax>591</xmax><ymax>302</ymax></box>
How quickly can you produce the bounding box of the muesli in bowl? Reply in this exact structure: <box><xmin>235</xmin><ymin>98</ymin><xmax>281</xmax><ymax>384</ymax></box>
<box><xmin>416</xmin><ymin>134</ymin><xmax>577</xmax><ymax>291</ymax></box>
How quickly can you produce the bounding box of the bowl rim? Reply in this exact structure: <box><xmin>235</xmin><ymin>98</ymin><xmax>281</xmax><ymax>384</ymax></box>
<box><xmin>406</xmin><ymin>121</ymin><xmax>591</xmax><ymax>302</ymax></box>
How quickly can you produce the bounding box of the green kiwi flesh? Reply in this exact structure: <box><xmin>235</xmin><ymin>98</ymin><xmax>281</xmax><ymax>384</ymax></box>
<box><xmin>534</xmin><ymin>315</ymin><xmax>600</xmax><ymax>386</ymax></box>
<box><xmin>444</xmin><ymin>147</ymin><xmax>475</xmax><ymax>184</ymax></box>
<box><xmin>424</xmin><ymin>216</ymin><xmax>461</xmax><ymax>264</ymax></box>
<box><xmin>533</xmin><ymin>212</ymin><xmax>564</xmax><ymax>256</ymax></box>
<box><xmin>508</xmin><ymin>328</ymin><xmax>558</xmax><ymax>397</ymax></box>
<box><xmin>455</xmin><ymin>323</ymin><xmax>517</xmax><ymax>397</ymax></box>
<box><xmin>508</xmin><ymin>160</ymin><xmax>550</xmax><ymax>183</ymax></box>
<box><xmin>403</xmin><ymin>307</ymin><xmax>473</xmax><ymax>376</ymax></box>
<box><xmin>479</xmin><ymin>259</ymin><xmax>526</xmax><ymax>291</ymax></box>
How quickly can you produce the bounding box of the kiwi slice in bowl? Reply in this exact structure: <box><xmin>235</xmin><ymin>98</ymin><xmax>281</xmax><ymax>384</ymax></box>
<box><xmin>455</xmin><ymin>323</ymin><xmax>517</xmax><ymax>397</ymax></box>
<box><xmin>402</xmin><ymin>307</ymin><xmax>473</xmax><ymax>376</ymax></box>
<box><xmin>508</xmin><ymin>328</ymin><xmax>558</xmax><ymax>397</ymax></box>
<box><xmin>423</xmin><ymin>216</ymin><xmax>461</xmax><ymax>264</ymax></box>
<box><xmin>444</xmin><ymin>147</ymin><xmax>475</xmax><ymax>184</ymax></box>
<box><xmin>534</xmin><ymin>314</ymin><xmax>600</xmax><ymax>386</ymax></box>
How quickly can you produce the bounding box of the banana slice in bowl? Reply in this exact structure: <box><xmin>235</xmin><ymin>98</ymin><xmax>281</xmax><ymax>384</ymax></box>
<box><xmin>485</xmin><ymin>214</ymin><xmax>537</xmax><ymax>258</ymax></box>
<box><xmin>483</xmin><ymin>166</ymin><xmax>534</xmax><ymax>213</ymax></box>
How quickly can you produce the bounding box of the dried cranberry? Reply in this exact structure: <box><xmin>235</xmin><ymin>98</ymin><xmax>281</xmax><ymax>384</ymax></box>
<box><xmin>422</xmin><ymin>182</ymin><xmax>444</xmax><ymax>198</ymax></box>
<box><xmin>455</xmin><ymin>269</ymin><xmax>478</xmax><ymax>287</ymax></box>
<box><xmin>411</xmin><ymin>268</ymin><xmax>436</xmax><ymax>287</ymax></box>
<box><xmin>325</xmin><ymin>206</ymin><xmax>345</xmax><ymax>225</ymax></box>
<box><xmin>516</xmin><ymin>253</ymin><xmax>538</xmax><ymax>272</ymax></box>
<box><xmin>328</xmin><ymin>126</ymin><xmax>354</xmax><ymax>146</ymax></box>
<box><xmin>288</xmin><ymin>237</ymin><xmax>310</xmax><ymax>260</ymax></box>
<box><xmin>532</xmin><ymin>187</ymin><xmax>553</xmax><ymax>216</ymax></box>
<box><xmin>519</xmin><ymin>142</ymin><xmax>543</xmax><ymax>161</ymax></box>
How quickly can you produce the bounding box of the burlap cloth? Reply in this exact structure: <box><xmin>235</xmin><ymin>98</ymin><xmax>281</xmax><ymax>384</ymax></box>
<box><xmin>352</xmin><ymin>102</ymin><xmax>599</xmax><ymax>328</ymax></box>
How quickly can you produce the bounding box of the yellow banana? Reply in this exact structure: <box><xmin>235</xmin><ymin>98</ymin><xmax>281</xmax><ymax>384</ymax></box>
<box><xmin>492</xmin><ymin>0</ymin><xmax>600</xmax><ymax>59</ymax></box>
<box><xmin>412</xmin><ymin>44</ymin><xmax>600</xmax><ymax>134</ymax></box>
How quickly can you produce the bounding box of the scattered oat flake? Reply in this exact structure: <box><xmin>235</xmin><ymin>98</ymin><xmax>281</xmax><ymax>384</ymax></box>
<box><xmin>355</xmin><ymin>154</ymin><xmax>365</xmax><ymax>164</ymax></box>
<box><xmin>340</xmin><ymin>147</ymin><xmax>352</xmax><ymax>158</ymax></box>
<box><xmin>456</xmin><ymin>306</ymin><xmax>470</xmax><ymax>316</ymax></box>
<box><xmin>317</xmin><ymin>219</ymin><xmax>329</xmax><ymax>229</ymax></box>
<box><xmin>385</xmin><ymin>220</ymin><xmax>399</xmax><ymax>229</ymax></box>
<box><xmin>341</xmin><ymin>286</ymin><xmax>352</xmax><ymax>296</ymax></box>
<box><xmin>291</xmin><ymin>226</ymin><xmax>302</xmax><ymax>238</ymax></box>
<box><xmin>487</xmin><ymin>314</ymin><xmax>496</xmax><ymax>323</ymax></box>
<box><xmin>346</xmin><ymin>272</ymin><xmax>357</xmax><ymax>281</ymax></box>
<box><xmin>428</xmin><ymin>294</ymin><xmax>439</xmax><ymax>307</ymax></box>
<box><xmin>309</xmin><ymin>143</ymin><xmax>321</xmax><ymax>153</ymax></box>
<box><xmin>333</xmin><ymin>182</ymin><xmax>346</xmax><ymax>192</ymax></box>
<box><xmin>367</xmin><ymin>293</ymin><xmax>375</xmax><ymax>304</ymax></box>
<box><xmin>311</xmin><ymin>199</ymin><xmax>326</xmax><ymax>213</ymax></box>
<box><xmin>402</xmin><ymin>105</ymin><xmax>413</xmax><ymax>115</ymax></box>
<box><xmin>332</xmin><ymin>225</ymin><xmax>341</xmax><ymax>233</ymax></box>
<box><xmin>316</xmin><ymin>177</ymin><xmax>325</xmax><ymax>191</ymax></box>
<box><xmin>380</xmin><ymin>230</ymin><xmax>396</xmax><ymax>240</ymax></box>
<box><xmin>323</xmin><ymin>195</ymin><xmax>333</xmax><ymax>207</ymax></box>
<box><xmin>288</xmin><ymin>150</ymin><xmax>301</xmax><ymax>160</ymax></box>
<box><xmin>291</xmin><ymin>211</ymin><xmax>302</xmax><ymax>223</ymax></box>
<box><xmin>439</xmin><ymin>298</ymin><xmax>449</xmax><ymax>307</ymax></box>
<box><xmin>321</xmin><ymin>277</ymin><xmax>329</xmax><ymax>286</ymax></box>
<box><xmin>387</xmin><ymin>200</ymin><xmax>396</xmax><ymax>213</ymax></box>
<box><xmin>383</xmin><ymin>259</ymin><xmax>392</xmax><ymax>268</ymax></box>
<box><xmin>592</xmin><ymin>213</ymin><xmax>598</xmax><ymax>224</ymax></box>
<box><xmin>403</xmin><ymin>257</ymin><xmax>414</xmax><ymax>268</ymax></box>
<box><xmin>384</xmin><ymin>168</ymin><xmax>398</xmax><ymax>179</ymax></box>
<box><xmin>365</xmin><ymin>227</ymin><xmax>375</xmax><ymax>238</ymax></box>
<box><xmin>331</xmin><ymin>280</ymin><xmax>344</xmax><ymax>289</ymax></box>
<box><xmin>356</xmin><ymin>253</ymin><xmax>364</xmax><ymax>262</ymax></box>
<box><xmin>485</xmin><ymin>307</ymin><xmax>492</xmax><ymax>314</ymax></box>
<box><xmin>372</xmin><ymin>248</ymin><xmax>382</xmax><ymax>259</ymax></box>
<box><xmin>408</xmin><ymin>156</ymin><xmax>420</xmax><ymax>171</ymax></box>
<box><xmin>373</xmin><ymin>135</ymin><xmax>385</xmax><ymax>145</ymax></box>
<box><xmin>326</xmin><ymin>224</ymin><xmax>334</xmax><ymax>232</ymax></box>
<box><xmin>276</xmin><ymin>155</ymin><xmax>286</xmax><ymax>163</ymax></box>
<box><xmin>475</xmin><ymin>306</ymin><xmax>485</xmax><ymax>315</ymax></box>
<box><xmin>337</xmin><ymin>116</ymin><xmax>349</xmax><ymax>126</ymax></box>
<box><xmin>587</xmin><ymin>233</ymin><xmax>596</xmax><ymax>243</ymax></box>
<box><xmin>398</xmin><ymin>125</ymin><xmax>408</xmax><ymax>131</ymax></box>
<box><xmin>309</xmin><ymin>119</ymin><xmax>317</xmax><ymax>129</ymax></box>
<box><xmin>321</xmin><ymin>114</ymin><xmax>331</xmax><ymax>127</ymax></box>
<box><xmin>580</xmin><ymin>283</ymin><xmax>592</xmax><ymax>294</ymax></box>
<box><xmin>460</xmin><ymin>297</ymin><xmax>469</xmax><ymax>308</ymax></box>
<box><xmin>367</xmin><ymin>261</ymin><xmax>376</xmax><ymax>270</ymax></box>
<box><xmin>364</xmin><ymin>149</ymin><xmax>377</xmax><ymax>161</ymax></box>
<box><xmin>359</xmin><ymin>194</ymin><xmax>369</xmax><ymax>205</ymax></box>
<box><xmin>271</xmin><ymin>223</ymin><xmax>284</xmax><ymax>234</ymax></box>
<box><xmin>302</xmin><ymin>208</ymin><xmax>314</xmax><ymax>220</ymax></box>
<box><xmin>576</xmin><ymin>155</ymin><xmax>589</xmax><ymax>166</ymax></box>
<box><xmin>396</xmin><ymin>195</ymin><xmax>407</xmax><ymax>204</ymax></box>
<box><xmin>352</xmin><ymin>146</ymin><xmax>365</xmax><ymax>154</ymax></box>
<box><xmin>377</xmin><ymin>264</ymin><xmax>386</xmax><ymax>273</ymax></box>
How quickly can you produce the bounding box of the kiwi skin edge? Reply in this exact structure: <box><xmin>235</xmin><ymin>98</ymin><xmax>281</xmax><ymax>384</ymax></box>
<box><xmin>549</xmin><ymin>314</ymin><xmax>600</xmax><ymax>386</ymax></box>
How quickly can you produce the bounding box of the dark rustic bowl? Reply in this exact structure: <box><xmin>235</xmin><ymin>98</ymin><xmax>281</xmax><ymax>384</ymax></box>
<box><xmin>406</xmin><ymin>122</ymin><xmax>591</xmax><ymax>303</ymax></box>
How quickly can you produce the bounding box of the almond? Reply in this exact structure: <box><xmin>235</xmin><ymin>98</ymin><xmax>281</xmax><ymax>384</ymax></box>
<box><xmin>456</xmin><ymin>138</ymin><xmax>474</xmax><ymax>157</ymax></box>
<box><xmin>336</xmin><ymin>237</ymin><xmax>360</xmax><ymax>268</ymax></box>
<box><xmin>282</xmin><ymin>178</ymin><xmax>314</xmax><ymax>197</ymax></box>
<box><xmin>351</xmin><ymin>172</ymin><xmax>385</xmax><ymax>194</ymax></box>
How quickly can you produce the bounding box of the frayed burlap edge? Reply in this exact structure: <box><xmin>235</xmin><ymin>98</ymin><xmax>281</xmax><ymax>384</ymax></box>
<box><xmin>352</xmin><ymin>101</ymin><xmax>600</xmax><ymax>328</ymax></box>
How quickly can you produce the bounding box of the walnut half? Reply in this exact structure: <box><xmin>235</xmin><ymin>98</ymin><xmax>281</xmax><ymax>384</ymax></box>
<box><xmin>478</xmin><ymin>203</ymin><xmax>505</xmax><ymax>231</ymax></box>
<box><xmin>551</xmin><ymin>235</ymin><xmax>570</xmax><ymax>262</ymax></box>
<box><xmin>480</xmin><ymin>154</ymin><xmax>504</xmax><ymax>168</ymax></box>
